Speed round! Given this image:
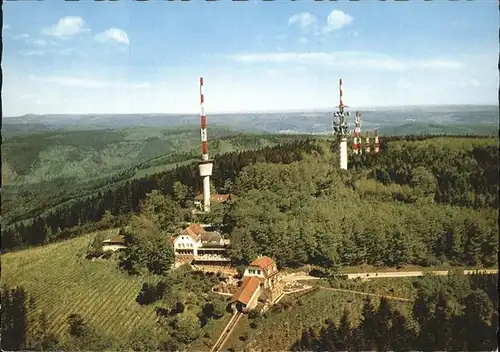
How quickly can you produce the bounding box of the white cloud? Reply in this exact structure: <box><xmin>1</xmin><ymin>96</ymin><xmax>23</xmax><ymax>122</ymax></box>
<box><xmin>20</xmin><ymin>50</ymin><xmax>45</xmax><ymax>57</ymax></box>
<box><xmin>452</xmin><ymin>79</ymin><xmax>481</xmax><ymax>88</ymax></box>
<box><xmin>94</xmin><ymin>28</ymin><xmax>130</xmax><ymax>45</ymax></box>
<box><xmin>11</xmin><ymin>33</ymin><xmax>30</xmax><ymax>40</ymax></box>
<box><xmin>3</xmin><ymin>24</ymin><xmax>11</xmax><ymax>30</ymax></box>
<box><xmin>31</xmin><ymin>75</ymin><xmax>150</xmax><ymax>89</ymax></box>
<box><xmin>397</xmin><ymin>78</ymin><xmax>413</xmax><ymax>89</ymax></box>
<box><xmin>229</xmin><ymin>51</ymin><xmax>465</xmax><ymax>71</ymax></box>
<box><xmin>297</xmin><ymin>37</ymin><xmax>308</xmax><ymax>44</ymax></box>
<box><xmin>31</xmin><ymin>38</ymin><xmax>58</xmax><ymax>48</ymax></box>
<box><xmin>19</xmin><ymin>46</ymin><xmax>81</xmax><ymax>57</ymax></box>
<box><xmin>42</xmin><ymin>16</ymin><xmax>90</xmax><ymax>38</ymax></box>
<box><xmin>323</xmin><ymin>10</ymin><xmax>353</xmax><ymax>33</ymax></box>
<box><xmin>470</xmin><ymin>79</ymin><xmax>481</xmax><ymax>87</ymax></box>
<box><xmin>288</xmin><ymin>10</ymin><xmax>354</xmax><ymax>41</ymax></box>
<box><xmin>288</xmin><ymin>12</ymin><xmax>318</xmax><ymax>33</ymax></box>
<box><xmin>416</xmin><ymin>60</ymin><xmax>464</xmax><ymax>69</ymax></box>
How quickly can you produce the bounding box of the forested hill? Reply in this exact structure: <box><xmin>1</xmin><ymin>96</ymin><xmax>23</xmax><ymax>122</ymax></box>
<box><xmin>1</xmin><ymin>129</ymin><xmax>305</xmax><ymax>227</ymax></box>
<box><xmin>1</xmin><ymin>135</ymin><xmax>498</xmax><ymax>270</ymax></box>
<box><xmin>1</xmin><ymin>125</ymin><xmax>241</xmax><ymax>186</ymax></box>
<box><xmin>225</xmin><ymin>136</ymin><xmax>498</xmax><ymax>269</ymax></box>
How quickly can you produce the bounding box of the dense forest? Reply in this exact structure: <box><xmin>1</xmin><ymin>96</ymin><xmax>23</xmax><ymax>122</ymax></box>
<box><xmin>292</xmin><ymin>272</ymin><xmax>498</xmax><ymax>352</ymax></box>
<box><xmin>1</xmin><ymin>127</ymin><xmax>299</xmax><ymax>222</ymax></box>
<box><xmin>2</xmin><ymin>135</ymin><xmax>498</xmax><ymax>272</ymax></box>
<box><xmin>2</xmin><ymin>133</ymin><xmax>498</xmax><ymax>352</ymax></box>
<box><xmin>1</xmin><ymin>138</ymin><xmax>319</xmax><ymax>251</ymax></box>
<box><xmin>223</xmin><ymin>136</ymin><xmax>498</xmax><ymax>269</ymax></box>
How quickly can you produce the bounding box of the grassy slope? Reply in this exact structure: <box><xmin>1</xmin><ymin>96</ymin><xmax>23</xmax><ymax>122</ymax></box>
<box><xmin>0</xmin><ymin>229</ymin><xmax>158</xmax><ymax>342</ymax></box>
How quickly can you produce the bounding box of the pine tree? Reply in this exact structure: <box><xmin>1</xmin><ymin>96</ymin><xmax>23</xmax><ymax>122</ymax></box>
<box><xmin>462</xmin><ymin>289</ymin><xmax>495</xmax><ymax>351</ymax></box>
<box><xmin>1</xmin><ymin>286</ymin><xmax>28</xmax><ymax>350</ymax></box>
<box><xmin>432</xmin><ymin>290</ymin><xmax>453</xmax><ymax>351</ymax></box>
<box><xmin>319</xmin><ymin>320</ymin><xmax>337</xmax><ymax>352</ymax></box>
<box><xmin>348</xmin><ymin>327</ymin><xmax>364</xmax><ymax>352</ymax></box>
<box><xmin>375</xmin><ymin>297</ymin><xmax>393</xmax><ymax>351</ymax></box>
<box><xmin>389</xmin><ymin>309</ymin><xmax>414</xmax><ymax>352</ymax></box>
<box><xmin>336</xmin><ymin>308</ymin><xmax>352</xmax><ymax>351</ymax></box>
<box><xmin>359</xmin><ymin>296</ymin><xmax>377</xmax><ymax>351</ymax></box>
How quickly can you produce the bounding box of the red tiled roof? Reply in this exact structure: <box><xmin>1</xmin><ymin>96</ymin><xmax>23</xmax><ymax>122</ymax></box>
<box><xmin>103</xmin><ymin>235</ymin><xmax>125</xmax><ymax>245</ymax></box>
<box><xmin>181</xmin><ymin>224</ymin><xmax>206</xmax><ymax>241</ymax></box>
<box><xmin>249</xmin><ymin>256</ymin><xmax>275</xmax><ymax>270</ymax></box>
<box><xmin>231</xmin><ymin>276</ymin><xmax>262</xmax><ymax>305</ymax></box>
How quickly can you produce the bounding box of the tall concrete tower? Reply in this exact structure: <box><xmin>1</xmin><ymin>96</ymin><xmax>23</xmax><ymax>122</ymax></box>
<box><xmin>198</xmin><ymin>77</ymin><xmax>213</xmax><ymax>212</ymax></box>
<box><xmin>333</xmin><ymin>79</ymin><xmax>350</xmax><ymax>170</ymax></box>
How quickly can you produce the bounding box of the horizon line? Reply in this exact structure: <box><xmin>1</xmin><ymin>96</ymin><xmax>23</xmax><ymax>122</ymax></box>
<box><xmin>4</xmin><ymin>103</ymin><xmax>498</xmax><ymax>118</ymax></box>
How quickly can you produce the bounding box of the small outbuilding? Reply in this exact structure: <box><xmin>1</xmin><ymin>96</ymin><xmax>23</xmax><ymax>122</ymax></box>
<box><xmin>102</xmin><ymin>234</ymin><xmax>127</xmax><ymax>252</ymax></box>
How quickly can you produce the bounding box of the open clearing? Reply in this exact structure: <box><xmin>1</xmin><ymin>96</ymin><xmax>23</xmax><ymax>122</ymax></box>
<box><xmin>1</xmin><ymin>229</ymin><xmax>157</xmax><ymax>341</ymax></box>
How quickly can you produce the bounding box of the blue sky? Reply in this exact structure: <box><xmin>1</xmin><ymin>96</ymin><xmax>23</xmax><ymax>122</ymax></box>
<box><xmin>3</xmin><ymin>1</ymin><xmax>497</xmax><ymax>116</ymax></box>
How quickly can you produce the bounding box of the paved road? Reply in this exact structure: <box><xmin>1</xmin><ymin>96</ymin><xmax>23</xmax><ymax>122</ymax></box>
<box><xmin>283</xmin><ymin>268</ymin><xmax>498</xmax><ymax>282</ymax></box>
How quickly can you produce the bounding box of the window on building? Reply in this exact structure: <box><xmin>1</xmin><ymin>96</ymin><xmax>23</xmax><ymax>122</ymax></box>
<box><xmin>257</xmin><ymin>270</ymin><xmax>261</xmax><ymax>275</ymax></box>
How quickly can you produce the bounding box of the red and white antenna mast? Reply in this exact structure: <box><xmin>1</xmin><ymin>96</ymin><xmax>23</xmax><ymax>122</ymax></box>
<box><xmin>352</xmin><ymin>130</ymin><xmax>358</xmax><ymax>155</ymax></box>
<box><xmin>365</xmin><ymin>131</ymin><xmax>370</xmax><ymax>153</ymax></box>
<box><xmin>355</xmin><ymin>112</ymin><xmax>362</xmax><ymax>154</ymax></box>
<box><xmin>198</xmin><ymin>77</ymin><xmax>213</xmax><ymax>212</ymax></box>
<box><xmin>200</xmin><ymin>77</ymin><xmax>209</xmax><ymax>161</ymax></box>
<box><xmin>374</xmin><ymin>128</ymin><xmax>380</xmax><ymax>153</ymax></box>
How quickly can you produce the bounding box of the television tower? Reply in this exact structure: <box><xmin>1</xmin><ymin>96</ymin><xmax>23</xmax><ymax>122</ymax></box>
<box><xmin>198</xmin><ymin>77</ymin><xmax>213</xmax><ymax>212</ymax></box>
<box><xmin>355</xmin><ymin>112</ymin><xmax>362</xmax><ymax>154</ymax></box>
<box><xmin>333</xmin><ymin>79</ymin><xmax>350</xmax><ymax>170</ymax></box>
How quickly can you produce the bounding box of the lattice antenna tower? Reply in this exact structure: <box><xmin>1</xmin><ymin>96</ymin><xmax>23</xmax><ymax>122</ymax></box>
<box><xmin>333</xmin><ymin>79</ymin><xmax>350</xmax><ymax>140</ymax></box>
<box><xmin>332</xmin><ymin>79</ymin><xmax>350</xmax><ymax>170</ymax></box>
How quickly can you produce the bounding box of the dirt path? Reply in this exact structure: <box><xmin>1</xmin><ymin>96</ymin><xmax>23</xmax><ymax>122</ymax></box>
<box><xmin>316</xmin><ymin>286</ymin><xmax>413</xmax><ymax>302</ymax></box>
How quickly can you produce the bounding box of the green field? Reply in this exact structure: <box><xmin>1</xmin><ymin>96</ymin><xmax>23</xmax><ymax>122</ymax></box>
<box><xmin>1</xmin><ymin>229</ymin><xmax>158</xmax><ymax>342</ymax></box>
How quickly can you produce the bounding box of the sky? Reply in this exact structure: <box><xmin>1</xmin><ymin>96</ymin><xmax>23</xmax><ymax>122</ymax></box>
<box><xmin>2</xmin><ymin>1</ymin><xmax>498</xmax><ymax>116</ymax></box>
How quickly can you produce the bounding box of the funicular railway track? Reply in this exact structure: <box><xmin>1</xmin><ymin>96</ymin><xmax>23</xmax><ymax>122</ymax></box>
<box><xmin>210</xmin><ymin>311</ymin><xmax>243</xmax><ymax>352</ymax></box>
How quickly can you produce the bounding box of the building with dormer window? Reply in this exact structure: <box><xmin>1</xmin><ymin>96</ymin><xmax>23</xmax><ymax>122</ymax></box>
<box><xmin>171</xmin><ymin>223</ymin><xmax>231</xmax><ymax>268</ymax></box>
<box><xmin>229</xmin><ymin>256</ymin><xmax>284</xmax><ymax>313</ymax></box>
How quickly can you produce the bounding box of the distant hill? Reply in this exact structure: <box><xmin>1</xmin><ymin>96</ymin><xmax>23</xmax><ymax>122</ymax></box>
<box><xmin>1</xmin><ymin>125</ymin><xmax>240</xmax><ymax>185</ymax></box>
<box><xmin>3</xmin><ymin>105</ymin><xmax>498</xmax><ymax>136</ymax></box>
<box><xmin>2</xmin><ymin>123</ymin><xmax>56</xmax><ymax>139</ymax></box>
